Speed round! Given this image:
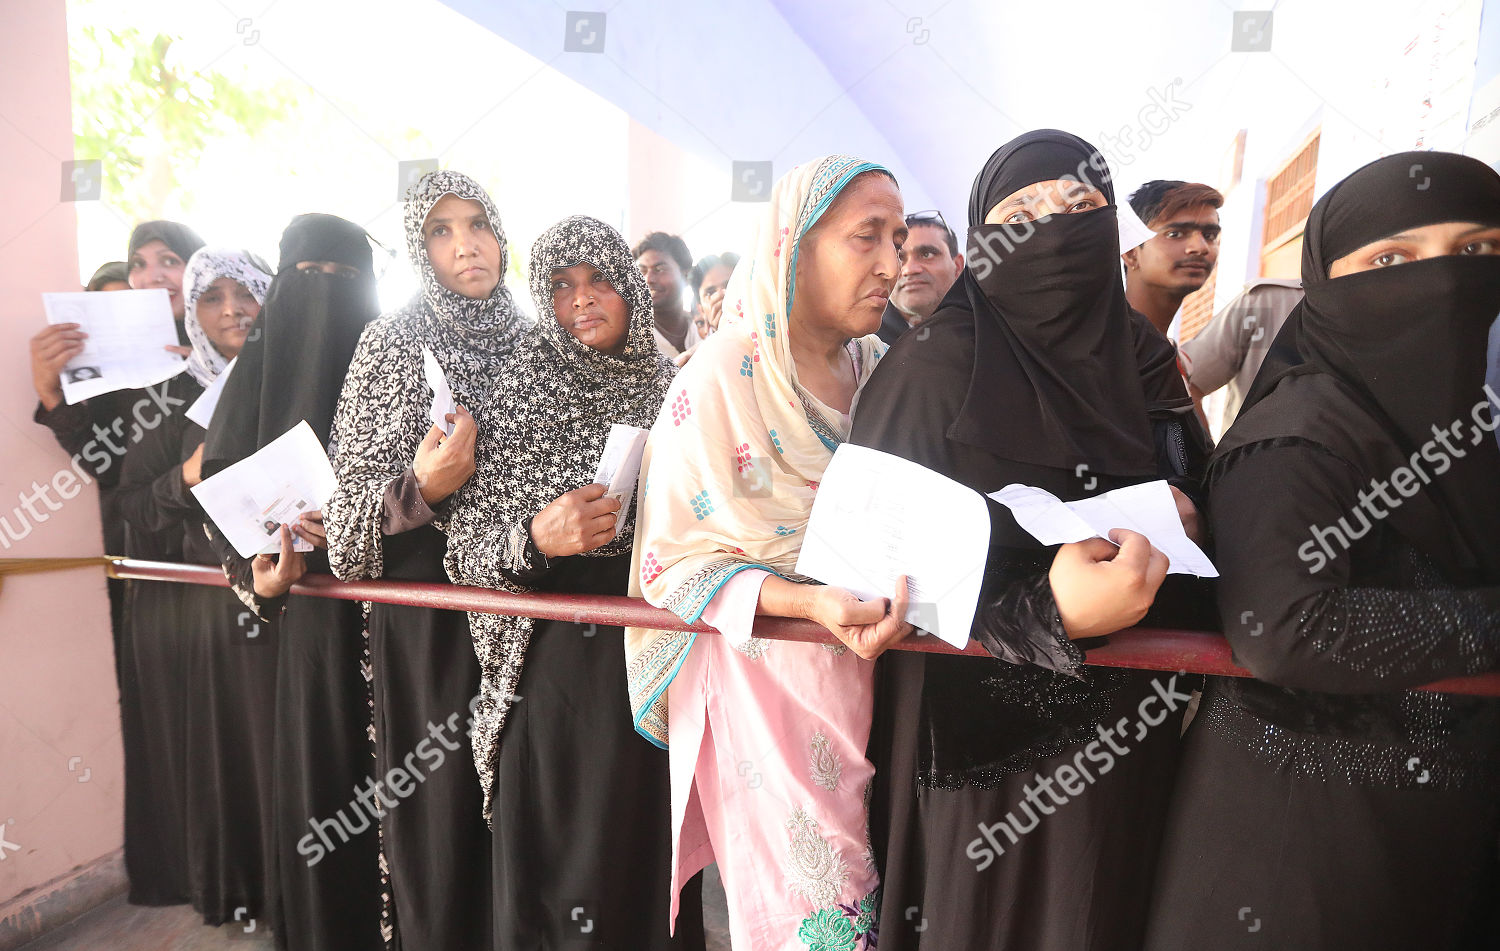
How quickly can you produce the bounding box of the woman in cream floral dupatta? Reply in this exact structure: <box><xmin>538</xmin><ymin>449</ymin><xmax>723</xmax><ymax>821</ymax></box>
<box><xmin>627</xmin><ymin>155</ymin><xmax>913</xmax><ymax>950</ymax></box>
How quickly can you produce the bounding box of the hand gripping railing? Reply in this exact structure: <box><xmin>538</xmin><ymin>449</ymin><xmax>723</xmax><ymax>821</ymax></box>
<box><xmin>99</xmin><ymin>557</ymin><xmax>1500</xmax><ymax>697</ymax></box>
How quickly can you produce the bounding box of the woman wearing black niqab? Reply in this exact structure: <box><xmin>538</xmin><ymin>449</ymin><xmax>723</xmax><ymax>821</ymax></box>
<box><xmin>848</xmin><ymin>130</ymin><xmax>1214</xmax><ymax>950</ymax></box>
<box><xmin>1143</xmin><ymin>151</ymin><xmax>1500</xmax><ymax>950</ymax></box>
<box><xmin>200</xmin><ymin>213</ymin><xmax>383</xmax><ymax>951</ymax></box>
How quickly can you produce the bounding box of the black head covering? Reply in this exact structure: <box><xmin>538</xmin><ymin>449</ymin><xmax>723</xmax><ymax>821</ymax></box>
<box><xmin>276</xmin><ymin>213</ymin><xmax>374</xmax><ymax>274</ymax></box>
<box><xmin>126</xmin><ymin>219</ymin><xmax>205</xmax><ymax>262</ymax></box>
<box><xmin>1219</xmin><ymin>150</ymin><xmax>1500</xmax><ymax>582</ymax></box>
<box><xmin>86</xmin><ymin>261</ymin><xmax>128</xmax><ymax>290</ymax></box>
<box><xmin>950</xmin><ymin>129</ymin><xmax>1157</xmax><ymax>477</ymax></box>
<box><xmin>201</xmin><ymin>214</ymin><xmax>380</xmax><ymax>477</ymax></box>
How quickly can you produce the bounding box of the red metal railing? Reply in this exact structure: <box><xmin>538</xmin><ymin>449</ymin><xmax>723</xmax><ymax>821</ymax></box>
<box><xmin>106</xmin><ymin>558</ymin><xmax>1500</xmax><ymax>697</ymax></box>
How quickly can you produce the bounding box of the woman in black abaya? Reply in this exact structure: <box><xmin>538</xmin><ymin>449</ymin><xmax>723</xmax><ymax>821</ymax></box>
<box><xmin>1143</xmin><ymin>151</ymin><xmax>1500</xmax><ymax>951</ymax></box>
<box><xmin>202</xmin><ymin>214</ymin><xmax>384</xmax><ymax>951</ymax></box>
<box><xmin>113</xmin><ymin>246</ymin><xmax>271</xmax><ymax>915</ymax></box>
<box><xmin>848</xmin><ymin>130</ymin><xmax>1214</xmax><ymax>951</ymax></box>
<box><xmin>164</xmin><ymin>249</ymin><xmax>283</xmax><ymax>930</ymax></box>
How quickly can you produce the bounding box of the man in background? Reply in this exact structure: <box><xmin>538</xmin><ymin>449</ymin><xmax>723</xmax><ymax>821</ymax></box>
<box><xmin>633</xmin><ymin>231</ymin><xmax>698</xmax><ymax>358</ymax></box>
<box><xmin>1180</xmin><ymin>278</ymin><xmax>1304</xmax><ymax>440</ymax></box>
<box><xmin>879</xmin><ymin>210</ymin><xmax>963</xmax><ymax>345</ymax></box>
<box><xmin>1124</xmin><ymin>180</ymin><xmax>1223</xmax><ymax>338</ymax></box>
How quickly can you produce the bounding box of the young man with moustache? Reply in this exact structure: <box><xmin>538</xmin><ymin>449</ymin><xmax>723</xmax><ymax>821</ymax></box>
<box><xmin>1123</xmin><ymin>180</ymin><xmax>1224</xmax><ymax>338</ymax></box>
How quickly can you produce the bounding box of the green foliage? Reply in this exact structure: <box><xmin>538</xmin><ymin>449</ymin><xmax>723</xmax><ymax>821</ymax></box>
<box><xmin>70</xmin><ymin>24</ymin><xmax>297</xmax><ymax>219</ymax></box>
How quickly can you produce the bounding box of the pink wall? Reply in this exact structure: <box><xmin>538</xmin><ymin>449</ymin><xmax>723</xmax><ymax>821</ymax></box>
<box><xmin>0</xmin><ymin>0</ymin><xmax>126</xmax><ymax>907</ymax></box>
<box><xmin>626</xmin><ymin>117</ymin><xmax>693</xmax><ymax>242</ymax></box>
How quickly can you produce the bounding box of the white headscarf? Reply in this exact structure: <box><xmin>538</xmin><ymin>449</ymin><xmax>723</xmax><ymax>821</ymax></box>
<box><xmin>182</xmin><ymin>247</ymin><xmax>272</xmax><ymax>386</ymax></box>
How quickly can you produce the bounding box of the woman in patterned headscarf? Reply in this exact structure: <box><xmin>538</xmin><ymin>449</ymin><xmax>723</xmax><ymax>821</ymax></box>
<box><xmin>325</xmin><ymin>170</ymin><xmax>526</xmax><ymax>950</ymax></box>
<box><xmin>112</xmin><ymin>248</ymin><xmax>274</xmax><ymax>918</ymax></box>
<box><xmin>441</xmin><ymin>215</ymin><xmax>699</xmax><ymax>949</ymax></box>
<box><xmin>626</xmin><ymin>156</ymin><xmax>912</xmax><ymax>950</ymax></box>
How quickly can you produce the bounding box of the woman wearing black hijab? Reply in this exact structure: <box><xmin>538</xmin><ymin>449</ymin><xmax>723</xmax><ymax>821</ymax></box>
<box><xmin>1143</xmin><ymin>152</ymin><xmax>1500</xmax><ymax>950</ymax></box>
<box><xmin>848</xmin><ymin>130</ymin><xmax>1214</xmax><ymax>950</ymax></box>
<box><xmin>28</xmin><ymin>222</ymin><xmax>206</xmax><ymax>656</ymax></box>
<box><xmin>201</xmin><ymin>214</ymin><xmax>383</xmax><ymax>951</ymax></box>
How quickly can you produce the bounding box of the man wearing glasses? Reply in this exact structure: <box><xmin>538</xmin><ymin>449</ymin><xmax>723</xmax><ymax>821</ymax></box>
<box><xmin>879</xmin><ymin>209</ymin><xmax>965</xmax><ymax>345</ymax></box>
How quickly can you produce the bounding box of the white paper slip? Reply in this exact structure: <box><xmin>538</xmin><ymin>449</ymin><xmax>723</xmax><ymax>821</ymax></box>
<box><xmin>1116</xmin><ymin>199</ymin><xmax>1158</xmax><ymax>254</ymax></box>
<box><xmin>987</xmin><ymin>480</ymin><xmax>1218</xmax><ymax>577</ymax></box>
<box><xmin>191</xmin><ymin>421</ymin><xmax>337</xmax><ymax>558</ymax></box>
<box><xmin>592</xmin><ymin>424</ymin><xmax>650</xmax><ymax>514</ymax></box>
<box><xmin>423</xmin><ymin>347</ymin><xmax>456</xmax><ymax>436</ymax></box>
<box><xmin>43</xmin><ymin>288</ymin><xmax>186</xmax><ymax>404</ymax></box>
<box><xmin>185</xmin><ymin>357</ymin><xmax>236</xmax><ymax>429</ymax></box>
<box><xmin>795</xmin><ymin>444</ymin><xmax>990</xmax><ymax>648</ymax></box>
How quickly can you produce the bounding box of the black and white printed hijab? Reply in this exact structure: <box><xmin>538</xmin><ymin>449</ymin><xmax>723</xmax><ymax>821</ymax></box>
<box><xmin>325</xmin><ymin>170</ymin><xmax>529</xmax><ymax>582</ymax></box>
<box><xmin>445</xmin><ymin>215</ymin><xmax>675</xmax><ymax>819</ymax></box>
<box><xmin>182</xmin><ymin>247</ymin><xmax>273</xmax><ymax>387</ymax></box>
<box><xmin>403</xmin><ymin>170</ymin><xmax>527</xmax><ymax>343</ymax></box>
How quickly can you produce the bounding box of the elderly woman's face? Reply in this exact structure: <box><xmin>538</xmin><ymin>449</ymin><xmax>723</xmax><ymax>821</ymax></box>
<box><xmin>1327</xmin><ymin>220</ymin><xmax>1500</xmax><ymax>278</ymax></box>
<box><xmin>550</xmin><ymin>262</ymin><xmax>630</xmax><ymax>356</ymax></box>
<box><xmin>790</xmin><ymin>173</ymin><xmax>906</xmax><ymax>339</ymax></box>
<box><xmin>984</xmin><ymin>178</ymin><xmax>1107</xmax><ymax>224</ymax></box>
<box><xmin>423</xmin><ymin>194</ymin><xmax>501</xmax><ymax>299</ymax></box>
<box><xmin>128</xmin><ymin>239</ymin><xmax>188</xmax><ymax>318</ymax></box>
<box><xmin>196</xmin><ymin>276</ymin><xmax>262</xmax><ymax>360</ymax></box>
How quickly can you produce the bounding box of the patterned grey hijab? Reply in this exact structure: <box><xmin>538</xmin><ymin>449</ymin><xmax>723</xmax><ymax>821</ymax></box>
<box><xmin>444</xmin><ymin>215</ymin><xmax>676</xmax><ymax>819</ymax></box>
<box><xmin>402</xmin><ymin>169</ymin><xmax>525</xmax><ymax>344</ymax></box>
<box><xmin>325</xmin><ymin>170</ymin><xmax>529</xmax><ymax>583</ymax></box>
<box><xmin>182</xmin><ymin>247</ymin><xmax>272</xmax><ymax>387</ymax></box>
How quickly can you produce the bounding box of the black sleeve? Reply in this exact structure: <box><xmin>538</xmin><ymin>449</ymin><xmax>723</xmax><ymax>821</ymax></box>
<box><xmin>849</xmin><ymin>323</ymin><xmax>1081</xmax><ymax>675</ymax></box>
<box><xmin>1153</xmin><ymin>406</ymin><xmax>1211</xmax><ymax>517</ymax></box>
<box><xmin>114</xmin><ymin>415</ymin><xmax>201</xmax><ymax>540</ymax></box>
<box><xmin>970</xmin><ymin>554</ymin><xmax>1085</xmax><ymax>676</ymax></box>
<box><xmin>1212</xmin><ymin>440</ymin><xmax>1500</xmax><ymax>692</ymax></box>
<box><xmin>33</xmin><ymin>399</ymin><xmax>93</xmax><ymax>458</ymax></box>
<box><xmin>33</xmin><ymin>389</ymin><xmax>141</xmax><ymax>486</ymax></box>
<box><xmin>205</xmin><ymin>519</ymin><xmax>287</xmax><ymax>621</ymax></box>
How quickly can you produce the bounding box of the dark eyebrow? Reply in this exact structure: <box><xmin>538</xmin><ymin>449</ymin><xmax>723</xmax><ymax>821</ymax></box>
<box><xmin>908</xmin><ymin>239</ymin><xmax>944</xmax><ymax>252</ymax></box>
<box><xmin>1162</xmin><ymin>221</ymin><xmax>1221</xmax><ymax>232</ymax></box>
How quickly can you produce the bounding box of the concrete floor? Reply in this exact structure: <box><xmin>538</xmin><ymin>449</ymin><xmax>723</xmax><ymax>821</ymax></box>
<box><xmin>19</xmin><ymin>866</ymin><xmax>732</xmax><ymax>950</ymax></box>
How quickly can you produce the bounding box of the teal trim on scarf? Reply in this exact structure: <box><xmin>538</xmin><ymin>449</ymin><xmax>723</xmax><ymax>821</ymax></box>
<box><xmin>786</xmin><ymin>160</ymin><xmax>889</xmax><ymax>315</ymax></box>
<box><xmin>631</xmin><ymin>560</ymin><xmax>783</xmax><ymax>748</ymax></box>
